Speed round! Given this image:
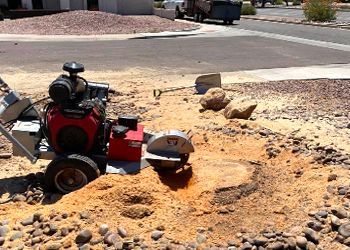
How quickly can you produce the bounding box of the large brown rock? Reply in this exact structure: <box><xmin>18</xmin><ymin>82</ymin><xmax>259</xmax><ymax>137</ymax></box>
<box><xmin>199</xmin><ymin>88</ymin><xmax>230</xmax><ymax>111</ymax></box>
<box><xmin>224</xmin><ymin>101</ymin><xmax>257</xmax><ymax>120</ymax></box>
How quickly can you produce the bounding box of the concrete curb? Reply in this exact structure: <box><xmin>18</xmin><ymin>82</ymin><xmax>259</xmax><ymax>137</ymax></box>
<box><xmin>241</xmin><ymin>15</ymin><xmax>350</xmax><ymax>29</ymax></box>
<box><xmin>0</xmin><ymin>21</ymin><xmax>202</xmax><ymax>42</ymax></box>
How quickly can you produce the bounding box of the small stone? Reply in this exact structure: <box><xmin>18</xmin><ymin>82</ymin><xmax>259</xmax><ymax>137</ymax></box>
<box><xmin>0</xmin><ymin>237</ymin><xmax>4</xmax><ymax>246</ymax></box>
<box><xmin>0</xmin><ymin>225</ymin><xmax>9</xmax><ymax>237</ymax></box>
<box><xmin>303</xmin><ymin>228</ymin><xmax>319</xmax><ymax>244</ymax></box>
<box><xmin>331</xmin><ymin>207</ymin><xmax>348</xmax><ymax>219</ymax></box>
<box><xmin>79</xmin><ymin>244</ymin><xmax>90</xmax><ymax>250</ymax></box>
<box><xmin>31</xmin><ymin>237</ymin><xmax>42</xmax><ymax>245</ymax></box>
<box><xmin>117</xmin><ymin>227</ymin><xmax>127</xmax><ymax>238</ymax></box>
<box><xmin>292</xmin><ymin>147</ymin><xmax>300</xmax><ymax>153</ymax></box>
<box><xmin>90</xmin><ymin>237</ymin><xmax>103</xmax><ymax>245</ymax></box>
<box><xmin>10</xmin><ymin>231</ymin><xmax>23</xmax><ymax>241</ymax></box>
<box><xmin>45</xmin><ymin>242</ymin><xmax>62</xmax><ymax>250</ymax></box>
<box><xmin>75</xmin><ymin>230</ymin><xmax>92</xmax><ymax>244</ymax></box>
<box><xmin>104</xmin><ymin>232</ymin><xmax>119</xmax><ymax>246</ymax></box>
<box><xmin>33</xmin><ymin>212</ymin><xmax>43</xmax><ymax>222</ymax></box>
<box><xmin>316</xmin><ymin>210</ymin><xmax>328</xmax><ymax>219</ymax></box>
<box><xmin>296</xmin><ymin>236</ymin><xmax>308</xmax><ymax>248</ymax></box>
<box><xmin>196</xmin><ymin>233</ymin><xmax>206</xmax><ymax>244</ymax></box>
<box><xmin>199</xmin><ymin>88</ymin><xmax>230</xmax><ymax>111</ymax></box>
<box><xmin>151</xmin><ymin>230</ymin><xmax>164</xmax><ymax>241</ymax></box>
<box><xmin>12</xmin><ymin>194</ymin><xmax>26</xmax><ymax>202</ymax></box>
<box><xmin>99</xmin><ymin>224</ymin><xmax>109</xmax><ymax>236</ymax></box>
<box><xmin>48</xmin><ymin>223</ymin><xmax>58</xmax><ymax>235</ymax></box>
<box><xmin>79</xmin><ymin>211</ymin><xmax>90</xmax><ymax>220</ymax></box>
<box><xmin>338</xmin><ymin>222</ymin><xmax>350</xmax><ymax>238</ymax></box>
<box><xmin>253</xmin><ymin>236</ymin><xmax>268</xmax><ymax>246</ymax></box>
<box><xmin>267</xmin><ymin>241</ymin><xmax>284</xmax><ymax>250</ymax></box>
<box><xmin>32</xmin><ymin>229</ymin><xmax>43</xmax><ymax>237</ymax></box>
<box><xmin>21</xmin><ymin>216</ymin><xmax>34</xmax><ymax>226</ymax></box>
<box><xmin>330</xmin><ymin>215</ymin><xmax>341</xmax><ymax>229</ymax></box>
<box><xmin>241</xmin><ymin>242</ymin><xmax>252</xmax><ymax>250</ymax></box>
<box><xmin>307</xmin><ymin>221</ymin><xmax>323</xmax><ymax>231</ymax></box>
<box><xmin>224</xmin><ymin>101</ymin><xmax>257</xmax><ymax>120</ymax></box>
<box><xmin>60</xmin><ymin>227</ymin><xmax>69</xmax><ymax>237</ymax></box>
<box><xmin>328</xmin><ymin>174</ymin><xmax>337</xmax><ymax>182</ymax></box>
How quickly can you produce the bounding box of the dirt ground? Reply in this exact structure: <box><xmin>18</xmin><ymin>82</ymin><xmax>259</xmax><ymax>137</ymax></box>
<box><xmin>0</xmin><ymin>68</ymin><xmax>349</xmax><ymax>249</ymax></box>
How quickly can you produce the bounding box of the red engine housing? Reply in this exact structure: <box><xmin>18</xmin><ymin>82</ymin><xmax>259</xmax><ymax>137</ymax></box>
<box><xmin>46</xmin><ymin>106</ymin><xmax>102</xmax><ymax>154</ymax></box>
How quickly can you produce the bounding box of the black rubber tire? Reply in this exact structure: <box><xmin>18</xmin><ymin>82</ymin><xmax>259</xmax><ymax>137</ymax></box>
<box><xmin>194</xmin><ymin>13</ymin><xmax>200</xmax><ymax>22</ymax></box>
<box><xmin>223</xmin><ymin>20</ymin><xmax>228</xmax><ymax>25</ymax></box>
<box><xmin>45</xmin><ymin>154</ymin><xmax>100</xmax><ymax>194</ymax></box>
<box><xmin>199</xmin><ymin>13</ymin><xmax>205</xmax><ymax>23</ymax></box>
<box><xmin>228</xmin><ymin>20</ymin><xmax>233</xmax><ymax>25</ymax></box>
<box><xmin>175</xmin><ymin>7</ymin><xmax>184</xmax><ymax>19</ymax></box>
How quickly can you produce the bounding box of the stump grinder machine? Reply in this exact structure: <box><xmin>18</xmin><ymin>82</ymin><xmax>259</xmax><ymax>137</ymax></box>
<box><xmin>0</xmin><ymin>62</ymin><xmax>194</xmax><ymax>194</ymax></box>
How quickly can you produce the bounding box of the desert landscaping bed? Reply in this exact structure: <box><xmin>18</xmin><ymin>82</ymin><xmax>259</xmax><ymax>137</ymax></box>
<box><xmin>0</xmin><ymin>73</ymin><xmax>349</xmax><ymax>249</ymax></box>
<box><xmin>0</xmin><ymin>11</ymin><xmax>195</xmax><ymax>35</ymax></box>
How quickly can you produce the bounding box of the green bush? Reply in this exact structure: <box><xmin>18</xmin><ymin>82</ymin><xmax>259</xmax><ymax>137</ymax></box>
<box><xmin>275</xmin><ymin>0</ymin><xmax>284</xmax><ymax>5</ymax></box>
<box><xmin>241</xmin><ymin>4</ymin><xmax>257</xmax><ymax>15</ymax></box>
<box><xmin>292</xmin><ymin>0</ymin><xmax>301</xmax><ymax>5</ymax></box>
<box><xmin>153</xmin><ymin>1</ymin><xmax>163</xmax><ymax>8</ymax></box>
<box><xmin>303</xmin><ymin>0</ymin><xmax>337</xmax><ymax>22</ymax></box>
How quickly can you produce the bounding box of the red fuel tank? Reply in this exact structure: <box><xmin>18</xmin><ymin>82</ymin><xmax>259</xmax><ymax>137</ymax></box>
<box><xmin>46</xmin><ymin>106</ymin><xmax>101</xmax><ymax>154</ymax></box>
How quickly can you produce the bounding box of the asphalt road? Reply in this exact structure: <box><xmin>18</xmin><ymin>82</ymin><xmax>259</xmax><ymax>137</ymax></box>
<box><xmin>236</xmin><ymin>19</ymin><xmax>350</xmax><ymax>45</ymax></box>
<box><xmin>0</xmin><ymin>19</ymin><xmax>349</xmax><ymax>74</ymax></box>
<box><xmin>256</xmin><ymin>7</ymin><xmax>350</xmax><ymax>23</ymax></box>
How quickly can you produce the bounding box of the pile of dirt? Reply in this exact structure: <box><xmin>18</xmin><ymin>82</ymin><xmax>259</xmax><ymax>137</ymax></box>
<box><xmin>0</xmin><ymin>72</ymin><xmax>350</xmax><ymax>249</ymax></box>
<box><xmin>0</xmin><ymin>11</ymin><xmax>195</xmax><ymax>35</ymax></box>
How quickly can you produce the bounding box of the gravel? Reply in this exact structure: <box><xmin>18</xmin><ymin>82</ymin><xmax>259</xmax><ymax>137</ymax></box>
<box><xmin>0</xmin><ymin>11</ymin><xmax>195</xmax><ymax>35</ymax></box>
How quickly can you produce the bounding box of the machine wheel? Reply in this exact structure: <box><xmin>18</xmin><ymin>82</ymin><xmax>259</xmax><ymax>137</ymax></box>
<box><xmin>223</xmin><ymin>20</ymin><xmax>228</xmax><ymax>25</ymax></box>
<box><xmin>198</xmin><ymin>13</ymin><xmax>205</xmax><ymax>23</ymax></box>
<box><xmin>45</xmin><ymin>154</ymin><xmax>100</xmax><ymax>194</ymax></box>
<box><xmin>151</xmin><ymin>153</ymin><xmax>190</xmax><ymax>172</ymax></box>
<box><xmin>228</xmin><ymin>20</ymin><xmax>233</xmax><ymax>25</ymax></box>
<box><xmin>194</xmin><ymin>13</ymin><xmax>200</xmax><ymax>22</ymax></box>
<box><xmin>175</xmin><ymin>7</ymin><xmax>184</xmax><ymax>19</ymax></box>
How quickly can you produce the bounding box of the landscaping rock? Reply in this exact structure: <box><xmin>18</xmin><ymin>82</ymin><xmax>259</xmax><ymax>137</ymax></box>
<box><xmin>223</xmin><ymin>101</ymin><xmax>257</xmax><ymax>120</ymax></box>
<box><xmin>303</xmin><ymin>228</ymin><xmax>319</xmax><ymax>244</ymax></box>
<box><xmin>117</xmin><ymin>227</ymin><xmax>127</xmax><ymax>238</ymax></box>
<box><xmin>338</xmin><ymin>222</ymin><xmax>350</xmax><ymax>238</ymax></box>
<box><xmin>12</xmin><ymin>194</ymin><xmax>26</xmax><ymax>202</ymax></box>
<box><xmin>21</xmin><ymin>216</ymin><xmax>34</xmax><ymax>226</ymax></box>
<box><xmin>0</xmin><ymin>225</ymin><xmax>9</xmax><ymax>237</ymax></box>
<box><xmin>0</xmin><ymin>237</ymin><xmax>4</xmax><ymax>246</ymax></box>
<box><xmin>79</xmin><ymin>244</ymin><xmax>90</xmax><ymax>250</ymax></box>
<box><xmin>99</xmin><ymin>224</ymin><xmax>109</xmax><ymax>236</ymax></box>
<box><xmin>79</xmin><ymin>211</ymin><xmax>90</xmax><ymax>220</ymax></box>
<box><xmin>199</xmin><ymin>88</ymin><xmax>230</xmax><ymax>111</ymax></box>
<box><xmin>75</xmin><ymin>230</ymin><xmax>92</xmax><ymax>244</ymax></box>
<box><xmin>296</xmin><ymin>236</ymin><xmax>308</xmax><ymax>248</ymax></box>
<box><xmin>104</xmin><ymin>232</ymin><xmax>119</xmax><ymax>246</ymax></box>
<box><xmin>45</xmin><ymin>242</ymin><xmax>62</xmax><ymax>250</ymax></box>
<box><xmin>10</xmin><ymin>231</ymin><xmax>23</xmax><ymax>241</ymax></box>
<box><xmin>196</xmin><ymin>233</ymin><xmax>207</xmax><ymax>244</ymax></box>
<box><xmin>151</xmin><ymin>230</ymin><xmax>164</xmax><ymax>241</ymax></box>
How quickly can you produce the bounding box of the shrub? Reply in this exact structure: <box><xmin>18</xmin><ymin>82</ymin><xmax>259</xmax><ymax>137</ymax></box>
<box><xmin>275</xmin><ymin>0</ymin><xmax>284</xmax><ymax>5</ymax></box>
<box><xmin>241</xmin><ymin>4</ymin><xmax>257</xmax><ymax>15</ymax></box>
<box><xmin>153</xmin><ymin>1</ymin><xmax>163</xmax><ymax>8</ymax></box>
<box><xmin>292</xmin><ymin>0</ymin><xmax>301</xmax><ymax>5</ymax></box>
<box><xmin>303</xmin><ymin>0</ymin><xmax>337</xmax><ymax>22</ymax></box>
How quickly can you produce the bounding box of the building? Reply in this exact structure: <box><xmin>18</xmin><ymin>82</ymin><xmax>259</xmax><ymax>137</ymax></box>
<box><xmin>0</xmin><ymin>0</ymin><xmax>153</xmax><ymax>14</ymax></box>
